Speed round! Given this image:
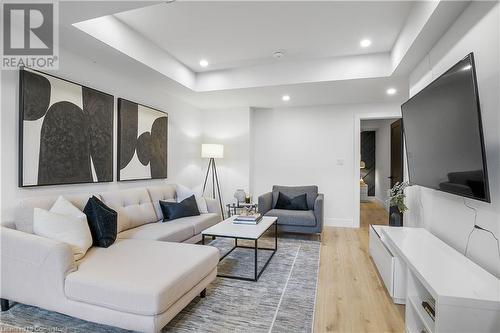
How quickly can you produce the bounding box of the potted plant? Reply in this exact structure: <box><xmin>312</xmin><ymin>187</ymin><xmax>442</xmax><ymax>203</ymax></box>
<box><xmin>387</xmin><ymin>181</ymin><xmax>409</xmax><ymax>226</ymax></box>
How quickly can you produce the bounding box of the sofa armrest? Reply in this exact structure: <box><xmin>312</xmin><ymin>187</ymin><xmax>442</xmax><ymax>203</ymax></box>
<box><xmin>258</xmin><ymin>192</ymin><xmax>273</xmax><ymax>215</ymax></box>
<box><xmin>314</xmin><ymin>194</ymin><xmax>324</xmax><ymax>230</ymax></box>
<box><xmin>0</xmin><ymin>227</ymin><xmax>76</xmax><ymax>306</ymax></box>
<box><xmin>204</xmin><ymin>197</ymin><xmax>222</xmax><ymax>218</ymax></box>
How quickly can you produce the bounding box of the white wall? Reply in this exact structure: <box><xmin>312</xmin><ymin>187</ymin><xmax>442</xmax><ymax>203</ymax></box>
<box><xmin>1</xmin><ymin>47</ymin><xmax>204</xmax><ymax>222</ymax></box>
<box><xmin>405</xmin><ymin>2</ymin><xmax>500</xmax><ymax>277</ymax></box>
<box><xmin>252</xmin><ymin>103</ymin><xmax>401</xmax><ymax>227</ymax></box>
<box><xmin>200</xmin><ymin>107</ymin><xmax>251</xmax><ymax>206</ymax></box>
<box><xmin>361</xmin><ymin>119</ymin><xmax>396</xmax><ymax>210</ymax></box>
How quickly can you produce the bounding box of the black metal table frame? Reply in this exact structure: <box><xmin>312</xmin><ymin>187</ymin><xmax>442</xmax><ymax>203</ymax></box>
<box><xmin>202</xmin><ymin>221</ymin><xmax>277</xmax><ymax>282</ymax></box>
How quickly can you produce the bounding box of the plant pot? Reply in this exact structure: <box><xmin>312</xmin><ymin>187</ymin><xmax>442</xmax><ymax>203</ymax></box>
<box><xmin>389</xmin><ymin>205</ymin><xmax>403</xmax><ymax>227</ymax></box>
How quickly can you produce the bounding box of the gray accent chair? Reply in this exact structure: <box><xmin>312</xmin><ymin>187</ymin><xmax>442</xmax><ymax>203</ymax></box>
<box><xmin>258</xmin><ymin>185</ymin><xmax>323</xmax><ymax>235</ymax></box>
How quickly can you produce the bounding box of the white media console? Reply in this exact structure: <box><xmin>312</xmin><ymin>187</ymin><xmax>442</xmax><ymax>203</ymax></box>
<box><xmin>369</xmin><ymin>225</ymin><xmax>500</xmax><ymax>333</ymax></box>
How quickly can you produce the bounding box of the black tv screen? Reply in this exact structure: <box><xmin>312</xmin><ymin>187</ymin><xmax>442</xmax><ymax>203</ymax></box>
<box><xmin>401</xmin><ymin>53</ymin><xmax>490</xmax><ymax>202</ymax></box>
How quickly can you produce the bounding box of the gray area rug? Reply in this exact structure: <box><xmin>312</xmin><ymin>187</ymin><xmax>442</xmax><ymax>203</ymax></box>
<box><xmin>0</xmin><ymin>234</ymin><xmax>320</xmax><ymax>333</ymax></box>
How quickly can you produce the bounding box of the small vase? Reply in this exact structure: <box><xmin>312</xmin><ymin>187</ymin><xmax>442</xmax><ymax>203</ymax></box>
<box><xmin>389</xmin><ymin>206</ymin><xmax>403</xmax><ymax>227</ymax></box>
<box><xmin>234</xmin><ymin>189</ymin><xmax>246</xmax><ymax>204</ymax></box>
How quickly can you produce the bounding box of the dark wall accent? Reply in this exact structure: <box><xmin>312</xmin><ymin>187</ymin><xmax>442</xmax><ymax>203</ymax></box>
<box><xmin>118</xmin><ymin>98</ymin><xmax>138</xmax><ymax>170</ymax></box>
<box><xmin>117</xmin><ymin>98</ymin><xmax>168</xmax><ymax>181</ymax></box>
<box><xmin>19</xmin><ymin>67</ymin><xmax>114</xmax><ymax>187</ymax></box>
<box><xmin>22</xmin><ymin>70</ymin><xmax>50</xmax><ymax>120</ymax></box>
<box><xmin>82</xmin><ymin>87</ymin><xmax>114</xmax><ymax>182</ymax></box>
<box><xmin>38</xmin><ymin>101</ymin><xmax>92</xmax><ymax>185</ymax></box>
<box><xmin>361</xmin><ymin>131</ymin><xmax>376</xmax><ymax>196</ymax></box>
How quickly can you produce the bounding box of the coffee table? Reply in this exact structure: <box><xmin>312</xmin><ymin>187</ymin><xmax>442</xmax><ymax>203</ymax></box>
<box><xmin>202</xmin><ymin>216</ymin><xmax>278</xmax><ymax>282</ymax></box>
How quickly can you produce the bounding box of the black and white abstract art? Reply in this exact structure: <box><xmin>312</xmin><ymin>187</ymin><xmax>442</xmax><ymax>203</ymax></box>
<box><xmin>117</xmin><ymin>98</ymin><xmax>168</xmax><ymax>181</ymax></box>
<box><xmin>19</xmin><ymin>68</ymin><xmax>114</xmax><ymax>187</ymax></box>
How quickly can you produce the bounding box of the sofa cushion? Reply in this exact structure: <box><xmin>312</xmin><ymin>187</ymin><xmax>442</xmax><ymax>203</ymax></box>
<box><xmin>183</xmin><ymin>213</ymin><xmax>220</xmax><ymax>234</ymax></box>
<box><xmin>64</xmin><ymin>239</ymin><xmax>219</xmax><ymax>316</ymax></box>
<box><xmin>15</xmin><ymin>193</ymin><xmax>97</xmax><ymax>233</ymax></box>
<box><xmin>83</xmin><ymin>196</ymin><xmax>117</xmax><ymax>248</ymax></box>
<box><xmin>117</xmin><ymin>219</ymin><xmax>194</xmax><ymax>243</ymax></box>
<box><xmin>160</xmin><ymin>195</ymin><xmax>200</xmax><ymax>221</ymax></box>
<box><xmin>176</xmin><ymin>184</ymin><xmax>209</xmax><ymax>214</ymax></box>
<box><xmin>99</xmin><ymin>188</ymin><xmax>157</xmax><ymax>233</ymax></box>
<box><xmin>272</xmin><ymin>185</ymin><xmax>318</xmax><ymax>210</ymax></box>
<box><xmin>117</xmin><ymin>213</ymin><xmax>220</xmax><ymax>242</ymax></box>
<box><xmin>265</xmin><ymin>209</ymin><xmax>317</xmax><ymax>227</ymax></box>
<box><xmin>146</xmin><ymin>184</ymin><xmax>177</xmax><ymax>219</ymax></box>
<box><xmin>33</xmin><ymin>199</ymin><xmax>92</xmax><ymax>261</ymax></box>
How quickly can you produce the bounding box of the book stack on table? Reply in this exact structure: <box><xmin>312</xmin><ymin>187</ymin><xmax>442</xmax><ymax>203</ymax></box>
<box><xmin>233</xmin><ymin>213</ymin><xmax>262</xmax><ymax>224</ymax></box>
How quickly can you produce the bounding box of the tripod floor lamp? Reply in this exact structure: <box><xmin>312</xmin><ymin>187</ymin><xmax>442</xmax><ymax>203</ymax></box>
<box><xmin>201</xmin><ymin>144</ymin><xmax>225</xmax><ymax>218</ymax></box>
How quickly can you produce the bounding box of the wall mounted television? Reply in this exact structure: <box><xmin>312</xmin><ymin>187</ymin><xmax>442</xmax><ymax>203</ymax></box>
<box><xmin>401</xmin><ymin>53</ymin><xmax>490</xmax><ymax>202</ymax></box>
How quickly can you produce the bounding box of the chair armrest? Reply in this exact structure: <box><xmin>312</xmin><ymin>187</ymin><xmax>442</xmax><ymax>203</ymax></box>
<box><xmin>314</xmin><ymin>194</ymin><xmax>324</xmax><ymax>229</ymax></box>
<box><xmin>204</xmin><ymin>197</ymin><xmax>222</xmax><ymax>219</ymax></box>
<box><xmin>258</xmin><ymin>192</ymin><xmax>273</xmax><ymax>215</ymax></box>
<box><xmin>0</xmin><ymin>227</ymin><xmax>76</xmax><ymax>305</ymax></box>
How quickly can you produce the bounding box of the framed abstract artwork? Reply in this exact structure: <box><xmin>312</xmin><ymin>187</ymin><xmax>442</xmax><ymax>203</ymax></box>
<box><xmin>19</xmin><ymin>67</ymin><xmax>114</xmax><ymax>187</ymax></box>
<box><xmin>117</xmin><ymin>98</ymin><xmax>168</xmax><ymax>181</ymax></box>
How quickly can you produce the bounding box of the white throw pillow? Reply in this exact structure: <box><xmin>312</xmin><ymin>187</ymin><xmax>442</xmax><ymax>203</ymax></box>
<box><xmin>33</xmin><ymin>196</ymin><xmax>92</xmax><ymax>261</ymax></box>
<box><xmin>176</xmin><ymin>184</ymin><xmax>209</xmax><ymax>213</ymax></box>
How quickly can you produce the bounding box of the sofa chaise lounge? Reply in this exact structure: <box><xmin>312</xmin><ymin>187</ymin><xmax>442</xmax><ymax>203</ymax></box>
<box><xmin>0</xmin><ymin>184</ymin><xmax>222</xmax><ymax>332</ymax></box>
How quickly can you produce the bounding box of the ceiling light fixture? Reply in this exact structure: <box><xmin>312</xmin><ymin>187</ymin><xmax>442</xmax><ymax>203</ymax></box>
<box><xmin>199</xmin><ymin>59</ymin><xmax>209</xmax><ymax>68</ymax></box>
<box><xmin>273</xmin><ymin>51</ymin><xmax>285</xmax><ymax>59</ymax></box>
<box><xmin>386</xmin><ymin>88</ymin><xmax>397</xmax><ymax>95</ymax></box>
<box><xmin>360</xmin><ymin>39</ymin><xmax>372</xmax><ymax>48</ymax></box>
<box><xmin>282</xmin><ymin>95</ymin><xmax>290</xmax><ymax>101</ymax></box>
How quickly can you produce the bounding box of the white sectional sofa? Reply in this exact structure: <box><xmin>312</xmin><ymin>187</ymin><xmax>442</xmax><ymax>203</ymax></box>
<box><xmin>0</xmin><ymin>184</ymin><xmax>222</xmax><ymax>332</ymax></box>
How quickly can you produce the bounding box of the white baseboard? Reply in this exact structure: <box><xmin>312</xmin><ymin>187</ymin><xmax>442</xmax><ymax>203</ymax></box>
<box><xmin>324</xmin><ymin>218</ymin><xmax>356</xmax><ymax>228</ymax></box>
<box><xmin>373</xmin><ymin>197</ymin><xmax>389</xmax><ymax>211</ymax></box>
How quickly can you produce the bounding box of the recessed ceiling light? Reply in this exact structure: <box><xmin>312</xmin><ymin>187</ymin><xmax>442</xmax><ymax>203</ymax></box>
<box><xmin>199</xmin><ymin>59</ymin><xmax>209</xmax><ymax>67</ymax></box>
<box><xmin>386</xmin><ymin>88</ymin><xmax>397</xmax><ymax>95</ymax></box>
<box><xmin>360</xmin><ymin>39</ymin><xmax>372</xmax><ymax>48</ymax></box>
<box><xmin>282</xmin><ymin>95</ymin><xmax>290</xmax><ymax>101</ymax></box>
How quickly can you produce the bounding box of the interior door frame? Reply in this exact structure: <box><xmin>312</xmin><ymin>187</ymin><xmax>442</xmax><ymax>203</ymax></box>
<box><xmin>353</xmin><ymin>112</ymin><xmax>402</xmax><ymax>228</ymax></box>
<box><xmin>390</xmin><ymin>119</ymin><xmax>404</xmax><ymax>188</ymax></box>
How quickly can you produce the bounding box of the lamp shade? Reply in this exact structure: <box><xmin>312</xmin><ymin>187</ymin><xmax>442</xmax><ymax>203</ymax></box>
<box><xmin>201</xmin><ymin>144</ymin><xmax>224</xmax><ymax>158</ymax></box>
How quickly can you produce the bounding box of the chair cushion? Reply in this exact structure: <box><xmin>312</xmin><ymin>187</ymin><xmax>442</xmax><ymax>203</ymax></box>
<box><xmin>274</xmin><ymin>192</ymin><xmax>308</xmax><ymax>210</ymax></box>
<box><xmin>272</xmin><ymin>185</ymin><xmax>318</xmax><ymax>210</ymax></box>
<box><xmin>99</xmin><ymin>188</ymin><xmax>157</xmax><ymax>233</ymax></box>
<box><xmin>65</xmin><ymin>239</ymin><xmax>219</xmax><ymax>316</ymax></box>
<box><xmin>265</xmin><ymin>209</ymin><xmax>317</xmax><ymax>227</ymax></box>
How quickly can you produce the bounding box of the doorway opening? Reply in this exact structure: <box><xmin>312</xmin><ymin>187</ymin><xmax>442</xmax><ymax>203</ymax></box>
<box><xmin>359</xmin><ymin>117</ymin><xmax>403</xmax><ymax>227</ymax></box>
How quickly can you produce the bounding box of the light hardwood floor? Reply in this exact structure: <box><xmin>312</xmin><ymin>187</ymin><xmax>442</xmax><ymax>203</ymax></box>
<box><xmin>313</xmin><ymin>201</ymin><xmax>405</xmax><ymax>333</ymax></box>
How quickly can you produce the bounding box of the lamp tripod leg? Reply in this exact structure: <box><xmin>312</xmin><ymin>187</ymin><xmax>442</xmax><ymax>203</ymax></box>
<box><xmin>213</xmin><ymin>159</ymin><xmax>225</xmax><ymax>219</ymax></box>
<box><xmin>202</xmin><ymin>158</ymin><xmax>212</xmax><ymax>195</ymax></box>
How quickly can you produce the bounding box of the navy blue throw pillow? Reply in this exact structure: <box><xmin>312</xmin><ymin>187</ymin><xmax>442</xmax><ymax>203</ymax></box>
<box><xmin>275</xmin><ymin>192</ymin><xmax>308</xmax><ymax>210</ymax></box>
<box><xmin>83</xmin><ymin>196</ymin><xmax>117</xmax><ymax>248</ymax></box>
<box><xmin>160</xmin><ymin>195</ymin><xmax>200</xmax><ymax>221</ymax></box>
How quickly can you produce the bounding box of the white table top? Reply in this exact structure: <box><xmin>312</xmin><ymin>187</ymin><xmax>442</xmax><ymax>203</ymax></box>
<box><xmin>382</xmin><ymin>227</ymin><xmax>500</xmax><ymax>309</ymax></box>
<box><xmin>202</xmin><ymin>216</ymin><xmax>277</xmax><ymax>239</ymax></box>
